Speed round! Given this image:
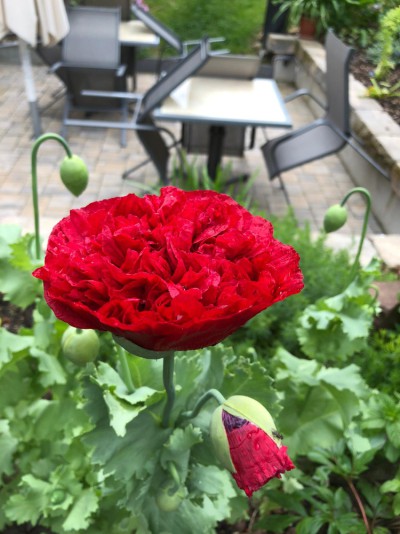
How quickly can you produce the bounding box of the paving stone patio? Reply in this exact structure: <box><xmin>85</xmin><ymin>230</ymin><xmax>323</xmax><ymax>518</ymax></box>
<box><xmin>0</xmin><ymin>56</ymin><xmax>389</xmax><ymax>266</ymax></box>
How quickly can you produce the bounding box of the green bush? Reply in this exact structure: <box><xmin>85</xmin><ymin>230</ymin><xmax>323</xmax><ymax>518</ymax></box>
<box><xmin>146</xmin><ymin>0</ymin><xmax>266</xmax><ymax>54</ymax></box>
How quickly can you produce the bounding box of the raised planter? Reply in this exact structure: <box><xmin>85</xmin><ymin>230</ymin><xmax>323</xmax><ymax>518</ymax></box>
<box><xmin>294</xmin><ymin>39</ymin><xmax>400</xmax><ymax>234</ymax></box>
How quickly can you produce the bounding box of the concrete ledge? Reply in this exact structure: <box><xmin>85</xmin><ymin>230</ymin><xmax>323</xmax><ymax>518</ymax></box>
<box><xmin>295</xmin><ymin>39</ymin><xmax>400</xmax><ymax>234</ymax></box>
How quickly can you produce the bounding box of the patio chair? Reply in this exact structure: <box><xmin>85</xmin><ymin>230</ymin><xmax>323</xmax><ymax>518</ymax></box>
<box><xmin>79</xmin><ymin>0</ymin><xmax>136</xmax><ymax>79</ymax></box>
<box><xmin>181</xmin><ymin>55</ymin><xmax>262</xmax><ymax>160</ymax></box>
<box><xmin>79</xmin><ymin>0</ymin><xmax>131</xmax><ymax>20</ymax></box>
<box><xmin>51</xmin><ymin>6</ymin><xmax>129</xmax><ymax>146</ymax></box>
<box><xmin>260</xmin><ymin>30</ymin><xmax>389</xmax><ymax>202</ymax></box>
<box><xmin>70</xmin><ymin>39</ymin><xmax>210</xmax><ymax>184</ymax></box>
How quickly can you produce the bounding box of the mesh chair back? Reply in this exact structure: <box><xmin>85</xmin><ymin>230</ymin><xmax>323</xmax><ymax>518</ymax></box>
<box><xmin>139</xmin><ymin>40</ymin><xmax>209</xmax><ymax>120</ymax></box>
<box><xmin>63</xmin><ymin>6</ymin><xmax>121</xmax><ymax>68</ymax></box>
<box><xmin>325</xmin><ymin>30</ymin><xmax>354</xmax><ymax>135</ymax></box>
<box><xmin>80</xmin><ymin>0</ymin><xmax>131</xmax><ymax>21</ymax></box>
<box><xmin>131</xmin><ymin>5</ymin><xmax>183</xmax><ymax>53</ymax></box>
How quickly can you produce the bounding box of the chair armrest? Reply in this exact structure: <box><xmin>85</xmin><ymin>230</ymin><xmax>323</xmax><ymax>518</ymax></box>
<box><xmin>49</xmin><ymin>61</ymin><xmax>63</xmax><ymax>73</ymax></box>
<box><xmin>182</xmin><ymin>37</ymin><xmax>229</xmax><ymax>56</ymax></box>
<box><xmin>116</xmin><ymin>64</ymin><xmax>127</xmax><ymax>77</ymax></box>
<box><xmin>284</xmin><ymin>88</ymin><xmax>325</xmax><ymax>109</ymax></box>
<box><xmin>81</xmin><ymin>89</ymin><xmax>142</xmax><ymax>101</ymax></box>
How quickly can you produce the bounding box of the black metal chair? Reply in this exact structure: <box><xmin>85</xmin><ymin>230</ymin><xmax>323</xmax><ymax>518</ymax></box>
<box><xmin>260</xmin><ymin>30</ymin><xmax>389</xmax><ymax>202</ymax></box>
<box><xmin>51</xmin><ymin>6</ymin><xmax>129</xmax><ymax>146</ymax></box>
<box><xmin>69</xmin><ymin>39</ymin><xmax>210</xmax><ymax>184</ymax></box>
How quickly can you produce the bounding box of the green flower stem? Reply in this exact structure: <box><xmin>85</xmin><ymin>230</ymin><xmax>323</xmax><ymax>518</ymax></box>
<box><xmin>166</xmin><ymin>461</ymin><xmax>180</xmax><ymax>487</ymax></box>
<box><xmin>117</xmin><ymin>345</ymin><xmax>135</xmax><ymax>393</ymax></box>
<box><xmin>161</xmin><ymin>353</ymin><xmax>175</xmax><ymax>428</ymax></box>
<box><xmin>31</xmin><ymin>133</ymin><xmax>73</xmax><ymax>259</ymax></box>
<box><xmin>340</xmin><ymin>187</ymin><xmax>372</xmax><ymax>281</ymax></box>
<box><xmin>180</xmin><ymin>389</ymin><xmax>226</xmax><ymax>421</ymax></box>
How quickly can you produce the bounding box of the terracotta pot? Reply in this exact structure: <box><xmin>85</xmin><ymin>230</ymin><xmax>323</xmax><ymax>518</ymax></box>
<box><xmin>299</xmin><ymin>16</ymin><xmax>317</xmax><ymax>39</ymax></box>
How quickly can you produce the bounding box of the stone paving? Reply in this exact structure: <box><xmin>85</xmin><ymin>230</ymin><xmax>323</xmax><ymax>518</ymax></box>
<box><xmin>0</xmin><ymin>58</ymin><xmax>387</xmax><ymax>265</ymax></box>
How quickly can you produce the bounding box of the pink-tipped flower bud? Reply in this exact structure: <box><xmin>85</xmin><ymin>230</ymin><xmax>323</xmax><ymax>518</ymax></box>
<box><xmin>210</xmin><ymin>395</ymin><xmax>294</xmax><ymax>497</ymax></box>
<box><xmin>323</xmin><ymin>204</ymin><xmax>348</xmax><ymax>233</ymax></box>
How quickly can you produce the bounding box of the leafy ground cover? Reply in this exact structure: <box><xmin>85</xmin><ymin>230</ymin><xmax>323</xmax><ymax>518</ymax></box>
<box><xmin>0</xmin><ymin>197</ymin><xmax>399</xmax><ymax>533</ymax></box>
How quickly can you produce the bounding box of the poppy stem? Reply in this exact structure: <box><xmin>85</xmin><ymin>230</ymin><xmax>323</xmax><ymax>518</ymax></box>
<box><xmin>31</xmin><ymin>133</ymin><xmax>73</xmax><ymax>259</ymax></box>
<box><xmin>180</xmin><ymin>389</ymin><xmax>226</xmax><ymax>421</ymax></box>
<box><xmin>339</xmin><ymin>187</ymin><xmax>372</xmax><ymax>282</ymax></box>
<box><xmin>117</xmin><ymin>345</ymin><xmax>135</xmax><ymax>393</ymax></box>
<box><xmin>161</xmin><ymin>352</ymin><xmax>175</xmax><ymax>428</ymax></box>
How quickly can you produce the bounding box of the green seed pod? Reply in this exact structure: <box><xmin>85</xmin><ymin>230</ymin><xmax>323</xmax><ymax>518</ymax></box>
<box><xmin>155</xmin><ymin>481</ymin><xmax>187</xmax><ymax>512</ymax></box>
<box><xmin>59</xmin><ymin>155</ymin><xmax>89</xmax><ymax>196</ymax></box>
<box><xmin>61</xmin><ymin>327</ymin><xmax>100</xmax><ymax>365</ymax></box>
<box><xmin>50</xmin><ymin>489</ymin><xmax>66</xmax><ymax>505</ymax></box>
<box><xmin>210</xmin><ymin>395</ymin><xmax>280</xmax><ymax>472</ymax></box>
<box><xmin>323</xmin><ymin>204</ymin><xmax>348</xmax><ymax>233</ymax></box>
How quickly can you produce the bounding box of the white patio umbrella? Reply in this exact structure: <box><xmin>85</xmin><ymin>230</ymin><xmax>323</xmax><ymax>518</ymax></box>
<box><xmin>0</xmin><ymin>0</ymin><xmax>69</xmax><ymax>137</ymax></box>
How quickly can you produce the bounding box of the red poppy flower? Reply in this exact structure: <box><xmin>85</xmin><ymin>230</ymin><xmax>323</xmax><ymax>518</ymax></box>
<box><xmin>33</xmin><ymin>187</ymin><xmax>303</xmax><ymax>352</ymax></box>
<box><xmin>210</xmin><ymin>395</ymin><xmax>295</xmax><ymax>497</ymax></box>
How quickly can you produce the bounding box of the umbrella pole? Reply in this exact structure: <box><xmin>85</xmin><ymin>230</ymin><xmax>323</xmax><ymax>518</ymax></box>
<box><xmin>18</xmin><ymin>38</ymin><xmax>42</xmax><ymax>138</ymax></box>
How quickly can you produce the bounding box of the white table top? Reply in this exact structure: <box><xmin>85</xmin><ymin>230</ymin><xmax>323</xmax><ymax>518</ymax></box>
<box><xmin>153</xmin><ymin>77</ymin><xmax>292</xmax><ymax>128</ymax></box>
<box><xmin>119</xmin><ymin>20</ymin><xmax>160</xmax><ymax>47</ymax></box>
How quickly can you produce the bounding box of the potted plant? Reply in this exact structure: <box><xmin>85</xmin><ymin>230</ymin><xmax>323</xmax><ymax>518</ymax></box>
<box><xmin>273</xmin><ymin>0</ymin><xmax>352</xmax><ymax>39</ymax></box>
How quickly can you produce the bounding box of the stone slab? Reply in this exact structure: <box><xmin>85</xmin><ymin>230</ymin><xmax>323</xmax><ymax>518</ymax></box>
<box><xmin>369</xmin><ymin>234</ymin><xmax>400</xmax><ymax>270</ymax></box>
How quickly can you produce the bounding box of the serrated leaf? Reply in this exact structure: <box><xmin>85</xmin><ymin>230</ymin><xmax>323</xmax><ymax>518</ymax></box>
<box><xmin>62</xmin><ymin>488</ymin><xmax>99</xmax><ymax>531</ymax></box>
<box><xmin>83</xmin><ymin>410</ymin><xmax>170</xmax><ymax>481</ymax></box>
<box><xmin>222</xmin><ymin>356</ymin><xmax>278</xmax><ymax>413</ymax></box>
<box><xmin>0</xmin><ymin>328</ymin><xmax>33</xmax><ymax>366</ymax></box>
<box><xmin>5</xmin><ymin>475</ymin><xmax>51</xmax><ymax>525</ymax></box>
<box><xmin>91</xmin><ymin>362</ymin><xmax>164</xmax><ymax>436</ymax></box>
<box><xmin>274</xmin><ymin>348</ymin><xmax>319</xmax><ymax>386</ymax></box>
<box><xmin>0</xmin><ymin>262</ymin><xmax>41</xmax><ymax>308</ymax></box>
<box><xmin>0</xmin><ymin>420</ymin><xmax>18</xmax><ymax>476</ymax></box>
<box><xmin>279</xmin><ymin>385</ymin><xmax>360</xmax><ymax>455</ymax></box>
<box><xmin>189</xmin><ymin>464</ymin><xmax>236</xmax><ymax>498</ymax></box>
<box><xmin>0</xmin><ymin>225</ymin><xmax>23</xmax><ymax>256</ymax></box>
<box><xmin>296</xmin><ymin>276</ymin><xmax>378</xmax><ymax>361</ymax></box>
<box><xmin>30</xmin><ymin>347</ymin><xmax>67</xmax><ymax>386</ymax></box>
<box><xmin>160</xmin><ymin>425</ymin><xmax>203</xmax><ymax>483</ymax></box>
<box><xmin>9</xmin><ymin>234</ymin><xmax>37</xmax><ymax>270</ymax></box>
<box><xmin>317</xmin><ymin>364</ymin><xmax>366</xmax><ymax>396</ymax></box>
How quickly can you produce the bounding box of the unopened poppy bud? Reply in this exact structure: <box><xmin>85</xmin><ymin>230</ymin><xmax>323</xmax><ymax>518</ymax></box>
<box><xmin>61</xmin><ymin>327</ymin><xmax>100</xmax><ymax>365</ymax></box>
<box><xmin>323</xmin><ymin>204</ymin><xmax>348</xmax><ymax>233</ymax></box>
<box><xmin>210</xmin><ymin>395</ymin><xmax>294</xmax><ymax>497</ymax></box>
<box><xmin>59</xmin><ymin>155</ymin><xmax>89</xmax><ymax>196</ymax></box>
<box><xmin>155</xmin><ymin>481</ymin><xmax>187</xmax><ymax>512</ymax></box>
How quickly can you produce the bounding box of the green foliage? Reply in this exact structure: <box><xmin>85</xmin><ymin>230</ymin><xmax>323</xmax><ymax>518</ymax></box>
<box><xmin>365</xmin><ymin>78</ymin><xmax>400</xmax><ymax>99</ymax></box>
<box><xmin>352</xmin><ymin>328</ymin><xmax>400</xmax><ymax>395</ymax></box>
<box><xmin>170</xmin><ymin>150</ymin><xmax>257</xmax><ymax>210</ymax></box>
<box><xmin>1</xmin><ymin>214</ymin><xmax>399</xmax><ymax>533</ymax></box>
<box><xmin>272</xmin><ymin>348</ymin><xmax>368</xmax><ymax>455</ymax></box>
<box><xmin>230</xmin><ymin>211</ymin><xmax>354</xmax><ymax>356</ymax></box>
<box><xmin>146</xmin><ymin>0</ymin><xmax>266</xmax><ymax>54</ymax></box>
<box><xmin>0</xmin><ymin>225</ymin><xmax>42</xmax><ymax>309</ymax></box>
<box><xmin>296</xmin><ymin>259</ymin><xmax>381</xmax><ymax>363</ymax></box>
<box><xmin>374</xmin><ymin>6</ymin><xmax>400</xmax><ymax>80</ymax></box>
